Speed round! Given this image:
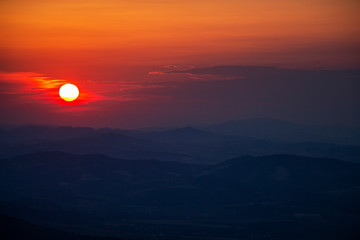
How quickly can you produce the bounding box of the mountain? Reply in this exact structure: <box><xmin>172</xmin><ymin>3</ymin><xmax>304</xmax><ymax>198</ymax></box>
<box><xmin>0</xmin><ymin>213</ymin><xmax>121</xmax><ymax>240</ymax></box>
<box><xmin>203</xmin><ymin>154</ymin><xmax>360</xmax><ymax>193</ymax></box>
<box><xmin>137</xmin><ymin>126</ymin><xmax>265</xmax><ymax>146</ymax></box>
<box><xmin>139</xmin><ymin>127</ymin><xmax>360</xmax><ymax>162</ymax></box>
<box><xmin>1</xmin><ymin>152</ymin><xmax>359</xmax><ymax>239</ymax></box>
<box><xmin>0</xmin><ymin>125</ymin><xmax>142</xmax><ymax>143</ymax></box>
<box><xmin>1</xmin><ymin>124</ymin><xmax>360</xmax><ymax>163</ymax></box>
<box><xmin>204</xmin><ymin>118</ymin><xmax>360</xmax><ymax>146</ymax></box>
<box><xmin>0</xmin><ymin>125</ymin><xmax>100</xmax><ymax>143</ymax></box>
<box><xmin>137</xmin><ymin>126</ymin><xmax>228</xmax><ymax>144</ymax></box>
<box><xmin>0</xmin><ymin>132</ymin><xmax>192</xmax><ymax>162</ymax></box>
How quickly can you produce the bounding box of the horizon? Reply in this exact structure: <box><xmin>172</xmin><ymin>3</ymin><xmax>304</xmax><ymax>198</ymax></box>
<box><xmin>2</xmin><ymin>117</ymin><xmax>360</xmax><ymax>130</ymax></box>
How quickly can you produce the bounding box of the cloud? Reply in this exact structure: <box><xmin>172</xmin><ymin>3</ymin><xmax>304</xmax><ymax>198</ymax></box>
<box><xmin>148</xmin><ymin>65</ymin><xmax>194</xmax><ymax>78</ymax></box>
<box><xmin>0</xmin><ymin>71</ymin><xmax>162</xmax><ymax>105</ymax></box>
<box><xmin>0</xmin><ymin>72</ymin><xmax>64</xmax><ymax>102</ymax></box>
<box><xmin>0</xmin><ymin>70</ymin><xmax>173</xmax><ymax>118</ymax></box>
<box><xmin>148</xmin><ymin>65</ymin><xmax>241</xmax><ymax>82</ymax></box>
<box><xmin>148</xmin><ymin>71</ymin><xmax>165</xmax><ymax>75</ymax></box>
<box><xmin>160</xmin><ymin>65</ymin><xmax>360</xmax><ymax>82</ymax></box>
<box><xmin>0</xmin><ymin>71</ymin><xmax>117</xmax><ymax>115</ymax></box>
<box><xmin>163</xmin><ymin>65</ymin><xmax>194</xmax><ymax>71</ymax></box>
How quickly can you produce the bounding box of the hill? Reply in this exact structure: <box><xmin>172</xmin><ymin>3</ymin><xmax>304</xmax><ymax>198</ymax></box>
<box><xmin>1</xmin><ymin>152</ymin><xmax>359</xmax><ymax>239</ymax></box>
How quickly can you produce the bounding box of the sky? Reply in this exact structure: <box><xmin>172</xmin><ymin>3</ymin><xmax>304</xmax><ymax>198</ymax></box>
<box><xmin>0</xmin><ymin>0</ymin><xmax>359</xmax><ymax>128</ymax></box>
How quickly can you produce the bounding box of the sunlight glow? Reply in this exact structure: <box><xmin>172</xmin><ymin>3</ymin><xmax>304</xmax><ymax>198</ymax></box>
<box><xmin>59</xmin><ymin>83</ymin><xmax>79</xmax><ymax>101</ymax></box>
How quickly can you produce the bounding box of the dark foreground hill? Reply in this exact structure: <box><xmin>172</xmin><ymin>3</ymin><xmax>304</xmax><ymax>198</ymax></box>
<box><xmin>0</xmin><ymin>213</ymin><xmax>121</xmax><ymax>240</ymax></box>
<box><xmin>1</xmin><ymin>152</ymin><xmax>360</xmax><ymax>239</ymax></box>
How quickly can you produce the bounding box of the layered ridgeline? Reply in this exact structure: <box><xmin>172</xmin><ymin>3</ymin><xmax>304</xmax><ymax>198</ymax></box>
<box><xmin>1</xmin><ymin>119</ymin><xmax>360</xmax><ymax>163</ymax></box>
<box><xmin>1</xmin><ymin>152</ymin><xmax>359</xmax><ymax>239</ymax></box>
<box><xmin>203</xmin><ymin>118</ymin><xmax>360</xmax><ymax>146</ymax></box>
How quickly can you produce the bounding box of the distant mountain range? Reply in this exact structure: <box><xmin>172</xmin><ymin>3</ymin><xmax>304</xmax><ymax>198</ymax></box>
<box><xmin>203</xmin><ymin>118</ymin><xmax>360</xmax><ymax>146</ymax></box>
<box><xmin>1</xmin><ymin>119</ymin><xmax>360</xmax><ymax>163</ymax></box>
<box><xmin>1</xmin><ymin>152</ymin><xmax>359</xmax><ymax>239</ymax></box>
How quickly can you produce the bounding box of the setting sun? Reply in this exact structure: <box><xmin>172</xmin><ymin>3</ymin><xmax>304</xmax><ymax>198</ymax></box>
<box><xmin>59</xmin><ymin>83</ymin><xmax>79</xmax><ymax>101</ymax></box>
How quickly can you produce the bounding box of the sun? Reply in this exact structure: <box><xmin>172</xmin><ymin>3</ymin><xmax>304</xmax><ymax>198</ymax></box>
<box><xmin>59</xmin><ymin>83</ymin><xmax>79</xmax><ymax>101</ymax></box>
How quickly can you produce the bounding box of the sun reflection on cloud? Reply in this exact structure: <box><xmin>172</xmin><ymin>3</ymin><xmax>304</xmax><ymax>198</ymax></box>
<box><xmin>0</xmin><ymin>72</ymin><xmax>101</xmax><ymax>106</ymax></box>
<box><xmin>0</xmin><ymin>72</ymin><xmax>64</xmax><ymax>102</ymax></box>
<box><xmin>0</xmin><ymin>71</ymin><xmax>170</xmax><ymax>113</ymax></box>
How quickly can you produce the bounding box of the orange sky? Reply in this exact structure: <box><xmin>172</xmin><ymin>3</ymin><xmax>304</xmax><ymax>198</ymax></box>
<box><xmin>1</xmin><ymin>0</ymin><xmax>359</xmax><ymax>69</ymax></box>
<box><xmin>0</xmin><ymin>0</ymin><xmax>360</xmax><ymax>128</ymax></box>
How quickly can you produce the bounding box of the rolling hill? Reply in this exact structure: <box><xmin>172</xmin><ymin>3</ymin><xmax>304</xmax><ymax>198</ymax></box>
<box><xmin>1</xmin><ymin>152</ymin><xmax>359</xmax><ymax>239</ymax></box>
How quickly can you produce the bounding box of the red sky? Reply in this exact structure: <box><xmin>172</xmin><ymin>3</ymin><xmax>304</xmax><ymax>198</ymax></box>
<box><xmin>0</xmin><ymin>0</ymin><xmax>359</xmax><ymax>128</ymax></box>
